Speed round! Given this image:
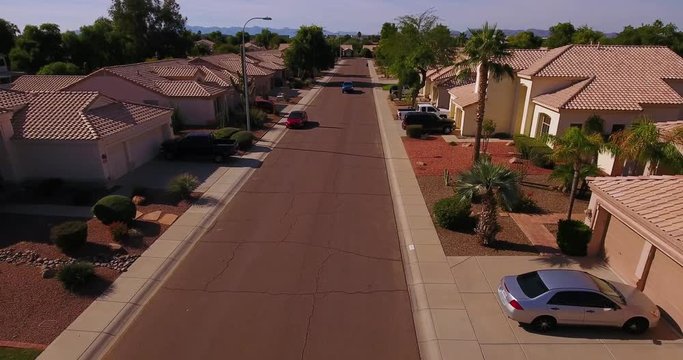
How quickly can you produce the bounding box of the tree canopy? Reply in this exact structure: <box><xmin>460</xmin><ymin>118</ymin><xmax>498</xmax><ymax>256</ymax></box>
<box><xmin>545</xmin><ymin>22</ymin><xmax>575</xmax><ymax>48</ymax></box>
<box><xmin>284</xmin><ymin>25</ymin><xmax>335</xmax><ymax>79</ymax></box>
<box><xmin>507</xmin><ymin>31</ymin><xmax>543</xmax><ymax>49</ymax></box>
<box><xmin>37</xmin><ymin>61</ymin><xmax>82</xmax><ymax>75</ymax></box>
<box><xmin>0</xmin><ymin>19</ymin><xmax>18</xmax><ymax>56</ymax></box>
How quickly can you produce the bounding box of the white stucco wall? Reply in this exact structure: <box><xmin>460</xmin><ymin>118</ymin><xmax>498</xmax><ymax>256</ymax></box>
<box><xmin>13</xmin><ymin>141</ymin><xmax>105</xmax><ymax>182</ymax></box>
<box><xmin>460</xmin><ymin>104</ymin><xmax>479</xmax><ymax>137</ymax></box>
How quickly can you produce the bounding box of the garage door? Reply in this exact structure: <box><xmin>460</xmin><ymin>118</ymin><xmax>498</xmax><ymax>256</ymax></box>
<box><xmin>126</xmin><ymin>127</ymin><xmax>164</xmax><ymax>169</ymax></box>
<box><xmin>603</xmin><ymin>217</ymin><xmax>647</xmax><ymax>284</ymax></box>
<box><xmin>643</xmin><ymin>250</ymin><xmax>683</xmax><ymax>328</ymax></box>
<box><xmin>106</xmin><ymin>142</ymin><xmax>128</xmax><ymax>181</ymax></box>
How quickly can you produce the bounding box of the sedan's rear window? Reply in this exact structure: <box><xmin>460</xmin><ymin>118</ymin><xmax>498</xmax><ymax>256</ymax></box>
<box><xmin>517</xmin><ymin>271</ymin><xmax>549</xmax><ymax>298</ymax></box>
<box><xmin>289</xmin><ymin>112</ymin><xmax>304</xmax><ymax>119</ymax></box>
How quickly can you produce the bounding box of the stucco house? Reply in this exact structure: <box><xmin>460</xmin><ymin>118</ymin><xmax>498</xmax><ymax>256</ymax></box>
<box><xmin>362</xmin><ymin>44</ymin><xmax>378</xmax><ymax>55</ymax></box>
<box><xmin>585</xmin><ymin>175</ymin><xmax>683</xmax><ymax>329</ymax></box>
<box><xmin>278</xmin><ymin>43</ymin><xmax>290</xmax><ymax>52</ymax></box>
<box><xmin>448</xmin><ymin>49</ymin><xmax>547</xmax><ymax>136</ymax></box>
<box><xmin>340</xmin><ymin>44</ymin><xmax>354</xmax><ymax>57</ymax></box>
<box><xmin>247</xmin><ymin>50</ymin><xmax>288</xmax><ymax>86</ymax></box>
<box><xmin>65</xmin><ymin>59</ymin><xmax>233</xmax><ymax>127</ymax></box>
<box><xmin>189</xmin><ymin>54</ymin><xmax>276</xmax><ymax>96</ymax></box>
<box><xmin>10</xmin><ymin>75</ymin><xmax>86</xmax><ymax>92</ymax></box>
<box><xmin>195</xmin><ymin>39</ymin><xmax>216</xmax><ymax>53</ymax></box>
<box><xmin>0</xmin><ymin>89</ymin><xmax>172</xmax><ymax>184</ymax></box>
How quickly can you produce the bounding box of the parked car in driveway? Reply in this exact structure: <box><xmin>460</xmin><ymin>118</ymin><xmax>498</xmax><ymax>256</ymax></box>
<box><xmin>396</xmin><ymin>103</ymin><xmax>448</xmax><ymax>120</ymax></box>
<box><xmin>254</xmin><ymin>97</ymin><xmax>275</xmax><ymax>114</ymax></box>
<box><xmin>342</xmin><ymin>81</ymin><xmax>354</xmax><ymax>94</ymax></box>
<box><xmin>161</xmin><ymin>132</ymin><xmax>238</xmax><ymax>163</ymax></box>
<box><xmin>285</xmin><ymin>110</ymin><xmax>309</xmax><ymax>128</ymax></box>
<box><xmin>401</xmin><ymin>112</ymin><xmax>454</xmax><ymax>134</ymax></box>
<box><xmin>497</xmin><ymin>269</ymin><xmax>660</xmax><ymax>334</ymax></box>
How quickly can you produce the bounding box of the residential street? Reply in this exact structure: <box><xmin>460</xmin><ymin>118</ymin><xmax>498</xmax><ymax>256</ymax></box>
<box><xmin>103</xmin><ymin>58</ymin><xmax>420</xmax><ymax>360</ymax></box>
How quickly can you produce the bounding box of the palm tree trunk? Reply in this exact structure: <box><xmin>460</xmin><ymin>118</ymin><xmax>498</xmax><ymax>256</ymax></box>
<box><xmin>473</xmin><ymin>63</ymin><xmax>489</xmax><ymax>164</ymax></box>
<box><xmin>566</xmin><ymin>162</ymin><xmax>580</xmax><ymax>220</ymax></box>
<box><xmin>477</xmin><ymin>191</ymin><xmax>498</xmax><ymax>245</ymax></box>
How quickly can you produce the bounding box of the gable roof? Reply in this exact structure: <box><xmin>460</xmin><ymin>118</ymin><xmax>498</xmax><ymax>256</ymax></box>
<box><xmin>278</xmin><ymin>43</ymin><xmax>290</xmax><ymax>51</ymax></box>
<box><xmin>11</xmin><ymin>75</ymin><xmax>86</xmax><ymax>92</ymax></box>
<box><xmin>190</xmin><ymin>54</ymin><xmax>275</xmax><ymax>77</ymax></box>
<box><xmin>0</xmin><ymin>89</ymin><xmax>30</xmax><ymax>110</ymax></box>
<box><xmin>521</xmin><ymin>45</ymin><xmax>683</xmax><ymax>111</ymax></box>
<box><xmin>448</xmin><ymin>83</ymin><xmax>478</xmax><ymax>108</ymax></box>
<box><xmin>588</xmin><ymin>175</ymin><xmax>683</xmax><ymax>262</ymax></box>
<box><xmin>533</xmin><ymin>77</ymin><xmax>595</xmax><ymax>111</ymax></box>
<box><xmin>340</xmin><ymin>44</ymin><xmax>353</xmax><ymax>51</ymax></box>
<box><xmin>503</xmin><ymin>49</ymin><xmax>549</xmax><ymax>71</ymax></box>
<box><xmin>3</xmin><ymin>89</ymin><xmax>171</xmax><ymax>141</ymax></box>
<box><xmin>70</xmin><ymin>59</ymin><xmax>228</xmax><ymax>98</ymax></box>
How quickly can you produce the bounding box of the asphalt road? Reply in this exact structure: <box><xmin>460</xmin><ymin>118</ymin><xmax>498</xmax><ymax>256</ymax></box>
<box><xmin>104</xmin><ymin>58</ymin><xmax>420</xmax><ymax>360</ymax></box>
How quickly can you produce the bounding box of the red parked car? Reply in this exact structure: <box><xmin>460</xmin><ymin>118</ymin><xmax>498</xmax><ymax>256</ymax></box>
<box><xmin>286</xmin><ymin>110</ymin><xmax>309</xmax><ymax>128</ymax></box>
<box><xmin>254</xmin><ymin>98</ymin><xmax>275</xmax><ymax>114</ymax></box>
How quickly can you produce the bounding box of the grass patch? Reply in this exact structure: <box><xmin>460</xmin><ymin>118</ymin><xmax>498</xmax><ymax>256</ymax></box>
<box><xmin>0</xmin><ymin>347</ymin><xmax>42</xmax><ymax>360</ymax></box>
<box><xmin>382</xmin><ymin>84</ymin><xmax>396</xmax><ymax>91</ymax></box>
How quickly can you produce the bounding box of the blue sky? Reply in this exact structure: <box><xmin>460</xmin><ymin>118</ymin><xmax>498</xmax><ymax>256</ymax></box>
<box><xmin>4</xmin><ymin>0</ymin><xmax>682</xmax><ymax>34</ymax></box>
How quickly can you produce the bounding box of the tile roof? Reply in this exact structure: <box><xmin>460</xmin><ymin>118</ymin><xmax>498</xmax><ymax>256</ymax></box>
<box><xmin>278</xmin><ymin>43</ymin><xmax>290</xmax><ymax>51</ymax></box>
<box><xmin>448</xmin><ymin>83</ymin><xmax>479</xmax><ymax>107</ymax></box>
<box><xmin>588</xmin><ymin>175</ymin><xmax>683</xmax><ymax>258</ymax></box>
<box><xmin>363</xmin><ymin>44</ymin><xmax>378</xmax><ymax>51</ymax></box>
<box><xmin>502</xmin><ymin>49</ymin><xmax>549</xmax><ymax>71</ymax></box>
<box><xmin>190</xmin><ymin>55</ymin><xmax>274</xmax><ymax>77</ymax></box>
<box><xmin>0</xmin><ymin>89</ymin><xmax>30</xmax><ymax>110</ymax></box>
<box><xmin>533</xmin><ymin>77</ymin><xmax>594</xmax><ymax>110</ymax></box>
<box><xmin>5</xmin><ymin>90</ymin><xmax>171</xmax><ymax>141</ymax></box>
<box><xmin>340</xmin><ymin>44</ymin><xmax>353</xmax><ymax>51</ymax></box>
<box><xmin>11</xmin><ymin>75</ymin><xmax>86</xmax><ymax>92</ymax></box>
<box><xmin>520</xmin><ymin>45</ymin><xmax>683</xmax><ymax>111</ymax></box>
<box><xmin>428</xmin><ymin>66</ymin><xmax>456</xmax><ymax>82</ymax></box>
<box><xmin>654</xmin><ymin>120</ymin><xmax>683</xmax><ymax>134</ymax></box>
<box><xmin>79</xmin><ymin>59</ymin><xmax>228</xmax><ymax>98</ymax></box>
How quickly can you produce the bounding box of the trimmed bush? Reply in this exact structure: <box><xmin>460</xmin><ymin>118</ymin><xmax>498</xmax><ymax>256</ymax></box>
<box><xmin>433</xmin><ymin>197</ymin><xmax>474</xmax><ymax>231</ymax></box>
<box><xmin>556</xmin><ymin>219</ymin><xmax>592</xmax><ymax>256</ymax></box>
<box><xmin>168</xmin><ymin>173</ymin><xmax>199</xmax><ymax>200</ymax></box>
<box><xmin>406</xmin><ymin>125</ymin><xmax>423</xmax><ymax>139</ymax></box>
<box><xmin>92</xmin><ymin>195</ymin><xmax>136</xmax><ymax>225</ymax></box>
<box><xmin>110</xmin><ymin>221</ymin><xmax>128</xmax><ymax>242</ymax></box>
<box><xmin>504</xmin><ymin>193</ymin><xmax>542</xmax><ymax>214</ymax></box>
<box><xmin>213</xmin><ymin>127</ymin><xmax>241</xmax><ymax>140</ymax></box>
<box><xmin>50</xmin><ymin>221</ymin><xmax>88</xmax><ymax>252</ymax></box>
<box><xmin>231</xmin><ymin>131</ymin><xmax>255</xmax><ymax>150</ymax></box>
<box><xmin>513</xmin><ymin>135</ymin><xmax>554</xmax><ymax>169</ymax></box>
<box><xmin>58</xmin><ymin>262</ymin><xmax>95</xmax><ymax>291</ymax></box>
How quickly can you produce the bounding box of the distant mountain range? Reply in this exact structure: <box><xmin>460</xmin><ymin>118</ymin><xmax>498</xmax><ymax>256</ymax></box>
<box><xmin>188</xmin><ymin>25</ymin><xmax>618</xmax><ymax>39</ymax></box>
<box><xmin>187</xmin><ymin>25</ymin><xmax>357</xmax><ymax>37</ymax></box>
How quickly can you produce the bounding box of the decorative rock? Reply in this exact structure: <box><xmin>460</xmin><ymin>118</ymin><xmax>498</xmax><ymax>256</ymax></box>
<box><xmin>41</xmin><ymin>266</ymin><xmax>56</xmax><ymax>279</ymax></box>
<box><xmin>132</xmin><ymin>195</ymin><xmax>146</xmax><ymax>206</ymax></box>
<box><xmin>107</xmin><ymin>243</ymin><xmax>123</xmax><ymax>252</ymax></box>
<box><xmin>416</xmin><ymin>161</ymin><xmax>427</xmax><ymax>166</ymax></box>
<box><xmin>158</xmin><ymin>213</ymin><xmax>179</xmax><ymax>226</ymax></box>
<box><xmin>509</xmin><ymin>157</ymin><xmax>523</xmax><ymax>164</ymax></box>
<box><xmin>141</xmin><ymin>210</ymin><xmax>162</xmax><ymax>221</ymax></box>
<box><xmin>506</xmin><ymin>141</ymin><xmax>515</xmax><ymax>146</ymax></box>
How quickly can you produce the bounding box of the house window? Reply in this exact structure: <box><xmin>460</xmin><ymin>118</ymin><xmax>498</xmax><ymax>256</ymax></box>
<box><xmin>611</xmin><ymin>124</ymin><xmax>625</xmax><ymax>134</ymax></box>
<box><xmin>538</xmin><ymin>113</ymin><xmax>552</xmax><ymax>137</ymax></box>
<box><xmin>143</xmin><ymin>100</ymin><xmax>159</xmax><ymax>105</ymax></box>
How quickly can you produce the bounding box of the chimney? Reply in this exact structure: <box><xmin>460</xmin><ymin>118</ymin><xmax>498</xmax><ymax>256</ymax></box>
<box><xmin>474</xmin><ymin>63</ymin><xmax>482</xmax><ymax>94</ymax></box>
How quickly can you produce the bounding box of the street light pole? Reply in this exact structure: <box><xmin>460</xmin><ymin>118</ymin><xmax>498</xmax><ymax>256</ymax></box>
<box><xmin>241</xmin><ymin>16</ymin><xmax>272</xmax><ymax>132</ymax></box>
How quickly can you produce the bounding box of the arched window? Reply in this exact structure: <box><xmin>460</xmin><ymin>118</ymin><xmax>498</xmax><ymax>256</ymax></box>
<box><xmin>538</xmin><ymin>113</ymin><xmax>551</xmax><ymax>137</ymax></box>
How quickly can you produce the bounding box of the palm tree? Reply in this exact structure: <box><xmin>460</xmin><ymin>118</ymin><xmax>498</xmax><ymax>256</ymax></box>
<box><xmin>548</xmin><ymin>127</ymin><xmax>604</xmax><ymax>220</ymax></box>
<box><xmin>455</xmin><ymin>22</ymin><xmax>513</xmax><ymax>163</ymax></box>
<box><xmin>455</xmin><ymin>160</ymin><xmax>520</xmax><ymax>245</ymax></box>
<box><xmin>608</xmin><ymin>117</ymin><xmax>683</xmax><ymax>175</ymax></box>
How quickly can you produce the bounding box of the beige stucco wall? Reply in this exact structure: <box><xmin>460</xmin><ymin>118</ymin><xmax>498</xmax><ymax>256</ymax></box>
<box><xmin>460</xmin><ymin>104</ymin><xmax>479</xmax><ymax>137</ymax></box>
<box><xmin>435</xmin><ymin>87</ymin><xmax>450</xmax><ymax>109</ymax></box>
<box><xmin>483</xmin><ymin>75</ymin><xmax>518</xmax><ymax>135</ymax></box>
<box><xmin>643</xmin><ymin>250</ymin><xmax>683</xmax><ymax>327</ymax></box>
<box><xmin>172</xmin><ymin>97</ymin><xmax>219</xmax><ymax>126</ymax></box>
<box><xmin>12</xmin><ymin>140</ymin><xmax>105</xmax><ymax>182</ymax></box>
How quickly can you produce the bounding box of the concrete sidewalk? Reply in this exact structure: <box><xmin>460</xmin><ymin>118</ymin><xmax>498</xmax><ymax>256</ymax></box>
<box><xmin>37</xmin><ymin>64</ymin><xmax>343</xmax><ymax>360</ymax></box>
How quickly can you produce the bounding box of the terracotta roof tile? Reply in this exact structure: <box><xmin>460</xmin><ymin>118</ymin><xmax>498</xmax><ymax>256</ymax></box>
<box><xmin>11</xmin><ymin>75</ymin><xmax>86</xmax><ymax>92</ymax></box>
<box><xmin>340</xmin><ymin>44</ymin><xmax>353</xmax><ymax>51</ymax></box>
<box><xmin>154</xmin><ymin>81</ymin><xmax>224</xmax><ymax>97</ymax></box>
<box><xmin>589</xmin><ymin>175</ymin><xmax>683</xmax><ymax>257</ymax></box>
<box><xmin>521</xmin><ymin>45</ymin><xmax>683</xmax><ymax>111</ymax></box>
<box><xmin>533</xmin><ymin>77</ymin><xmax>594</xmax><ymax>110</ymax></box>
<box><xmin>153</xmin><ymin>65</ymin><xmax>200</xmax><ymax>79</ymax></box>
<box><xmin>190</xmin><ymin>55</ymin><xmax>274</xmax><ymax>77</ymax></box>
<box><xmin>0</xmin><ymin>89</ymin><xmax>29</xmax><ymax>110</ymax></box>
<box><xmin>502</xmin><ymin>49</ymin><xmax>549</xmax><ymax>71</ymax></box>
<box><xmin>655</xmin><ymin>120</ymin><xmax>683</xmax><ymax>134</ymax></box>
<box><xmin>6</xmin><ymin>90</ymin><xmax>170</xmax><ymax>141</ymax></box>
<box><xmin>448</xmin><ymin>83</ymin><xmax>478</xmax><ymax>107</ymax></box>
<box><xmin>278</xmin><ymin>43</ymin><xmax>290</xmax><ymax>51</ymax></box>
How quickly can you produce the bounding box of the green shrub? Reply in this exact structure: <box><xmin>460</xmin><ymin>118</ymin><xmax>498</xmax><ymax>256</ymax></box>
<box><xmin>92</xmin><ymin>195</ymin><xmax>136</xmax><ymax>225</ymax></box>
<box><xmin>513</xmin><ymin>135</ymin><xmax>554</xmax><ymax>168</ymax></box>
<box><xmin>556</xmin><ymin>219</ymin><xmax>592</xmax><ymax>256</ymax></box>
<box><xmin>110</xmin><ymin>221</ymin><xmax>128</xmax><ymax>242</ymax></box>
<box><xmin>168</xmin><ymin>173</ymin><xmax>199</xmax><ymax>200</ymax></box>
<box><xmin>433</xmin><ymin>197</ymin><xmax>474</xmax><ymax>231</ymax></box>
<box><xmin>289</xmin><ymin>78</ymin><xmax>305</xmax><ymax>89</ymax></box>
<box><xmin>504</xmin><ymin>193</ymin><xmax>542</xmax><ymax>214</ymax></box>
<box><xmin>213</xmin><ymin>127</ymin><xmax>241</xmax><ymax>140</ymax></box>
<box><xmin>406</xmin><ymin>125</ymin><xmax>423</xmax><ymax>139</ymax></box>
<box><xmin>249</xmin><ymin>108</ymin><xmax>267</xmax><ymax>129</ymax></box>
<box><xmin>58</xmin><ymin>262</ymin><xmax>95</xmax><ymax>291</ymax></box>
<box><xmin>50</xmin><ymin>221</ymin><xmax>88</xmax><ymax>252</ymax></box>
<box><xmin>231</xmin><ymin>131</ymin><xmax>255</xmax><ymax>150</ymax></box>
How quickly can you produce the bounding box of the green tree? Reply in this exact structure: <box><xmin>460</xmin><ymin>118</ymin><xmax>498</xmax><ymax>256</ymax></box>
<box><xmin>284</xmin><ymin>25</ymin><xmax>335</xmax><ymax>79</ymax></box>
<box><xmin>254</xmin><ymin>28</ymin><xmax>278</xmax><ymax>48</ymax></box>
<box><xmin>607</xmin><ymin>117</ymin><xmax>683</xmax><ymax>175</ymax></box>
<box><xmin>149</xmin><ymin>0</ymin><xmax>193</xmax><ymax>58</ymax></box>
<box><xmin>456</xmin><ymin>159</ymin><xmax>521</xmax><ymax>245</ymax></box>
<box><xmin>456</xmin><ymin>22</ymin><xmax>514</xmax><ymax>163</ymax></box>
<box><xmin>0</xmin><ymin>18</ymin><xmax>19</xmax><ymax>57</ymax></box>
<box><xmin>545</xmin><ymin>22</ymin><xmax>575</xmax><ymax>48</ymax></box>
<box><xmin>507</xmin><ymin>31</ymin><xmax>543</xmax><ymax>49</ymax></box>
<box><xmin>206</xmin><ymin>31</ymin><xmax>226</xmax><ymax>44</ymax></box>
<box><xmin>612</xmin><ymin>20</ymin><xmax>683</xmax><ymax>55</ymax></box>
<box><xmin>232</xmin><ymin>31</ymin><xmax>251</xmax><ymax>45</ymax></box>
<box><xmin>548</xmin><ymin>127</ymin><xmax>604</xmax><ymax>220</ymax></box>
<box><xmin>572</xmin><ymin>25</ymin><xmax>605</xmax><ymax>44</ymax></box>
<box><xmin>37</xmin><ymin>61</ymin><xmax>82</xmax><ymax>75</ymax></box>
<box><xmin>10</xmin><ymin>23</ymin><xmax>64</xmax><ymax>72</ymax></box>
<box><xmin>110</xmin><ymin>0</ymin><xmax>156</xmax><ymax>60</ymax></box>
<box><xmin>214</xmin><ymin>43</ymin><xmax>239</xmax><ymax>54</ymax></box>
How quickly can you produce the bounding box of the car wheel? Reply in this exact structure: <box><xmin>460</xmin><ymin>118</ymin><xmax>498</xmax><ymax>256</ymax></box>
<box><xmin>443</xmin><ymin>126</ymin><xmax>453</xmax><ymax>134</ymax></box>
<box><xmin>623</xmin><ymin>317</ymin><xmax>649</xmax><ymax>334</ymax></box>
<box><xmin>214</xmin><ymin>154</ymin><xmax>225</xmax><ymax>163</ymax></box>
<box><xmin>531</xmin><ymin>316</ymin><xmax>557</xmax><ymax>332</ymax></box>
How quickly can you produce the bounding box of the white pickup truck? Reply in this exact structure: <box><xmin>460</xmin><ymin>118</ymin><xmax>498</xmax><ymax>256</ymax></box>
<box><xmin>396</xmin><ymin>103</ymin><xmax>448</xmax><ymax>120</ymax></box>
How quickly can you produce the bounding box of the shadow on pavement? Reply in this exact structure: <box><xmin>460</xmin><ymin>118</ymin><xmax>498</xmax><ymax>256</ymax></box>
<box><xmin>230</xmin><ymin>158</ymin><xmax>262</xmax><ymax>169</ymax></box>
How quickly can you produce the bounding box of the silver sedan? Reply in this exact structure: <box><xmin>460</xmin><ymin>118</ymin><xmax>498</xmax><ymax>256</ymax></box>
<box><xmin>497</xmin><ymin>269</ymin><xmax>660</xmax><ymax>333</ymax></box>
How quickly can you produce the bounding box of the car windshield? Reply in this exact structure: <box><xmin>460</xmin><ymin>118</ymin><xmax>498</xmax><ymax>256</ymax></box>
<box><xmin>588</xmin><ymin>274</ymin><xmax>626</xmax><ymax>305</ymax></box>
<box><xmin>516</xmin><ymin>271</ymin><xmax>549</xmax><ymax>298</ymax></box>
<box><xmin>289</xmin><ymin>112</ymin><xmax>304</xmax><ymax>119</ymax></box>
<box><xmin>343</xmin><ymin>82</ymin><xmax>353</xmax><ymax>86</ymax></box>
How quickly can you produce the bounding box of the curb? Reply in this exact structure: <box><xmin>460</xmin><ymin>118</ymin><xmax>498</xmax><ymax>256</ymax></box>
<box><xmin>37</xmin><ymin>62</ymin><xmax>344</xmax><ymax>360</ymax></box>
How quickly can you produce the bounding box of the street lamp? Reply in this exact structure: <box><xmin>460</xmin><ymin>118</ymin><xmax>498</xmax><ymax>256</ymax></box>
<box><xmin>241</xmin><ymin>16</ymin><xmax>272</xmax><ymax>132</ymax></box>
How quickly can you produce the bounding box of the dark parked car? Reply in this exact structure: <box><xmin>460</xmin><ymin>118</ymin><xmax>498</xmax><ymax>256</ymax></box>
<box><xmin>342</xmin><ymin>81</ymin><xmax>354</xmax><ymax>94</ymax></box>
<box><xmin>285</xmin><ymin>110</ymin><xmax>309</xmax><ymax>128</ymax></box>
<box><xmin>161</xmin><ymin>132</ymin><xmax>238</xmax><ymax>163</ymax></box>
<box><xmin>254</xmin><ymin>98</ymin><xmax>275</xmax><ymax>114</ymax></box>
<box><xmin>401</xmin><ymin>112</ymin><xmax>454</xmax><ymax>134</ymax></box>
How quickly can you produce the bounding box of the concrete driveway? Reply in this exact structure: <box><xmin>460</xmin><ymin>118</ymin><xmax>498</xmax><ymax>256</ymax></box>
<box><xmin>445</xmin><ymin>255</ymin><xmax>683</xmax><ymax>360</ymax></box>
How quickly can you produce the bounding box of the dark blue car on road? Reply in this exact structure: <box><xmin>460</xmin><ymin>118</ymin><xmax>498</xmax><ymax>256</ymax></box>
<box><xmin>342</xmin><ymin>81</ymin><xmax>354</xmax><ymax>93</ymax></box>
